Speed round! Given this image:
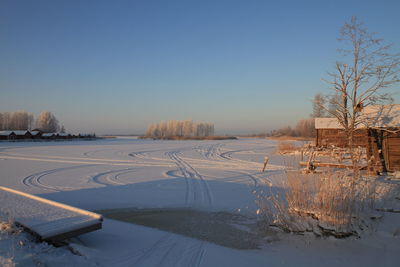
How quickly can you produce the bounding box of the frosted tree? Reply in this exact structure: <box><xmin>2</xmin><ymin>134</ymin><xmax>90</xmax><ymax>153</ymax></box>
<box><xmin>36</xmin><ymin>111</ymin><xmax>60</xmax><ymax>133</ymax></box>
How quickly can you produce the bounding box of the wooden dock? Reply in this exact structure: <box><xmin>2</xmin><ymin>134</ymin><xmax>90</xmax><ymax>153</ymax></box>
<box><xmin>0</xmin><ymin>186</ymin><xmax>102</xmax><ymax>243</ymax></box>
<box><xmin>299</xmin><ymin>161</ymin><xmax>367</xmax><ymax>170</ymax></box>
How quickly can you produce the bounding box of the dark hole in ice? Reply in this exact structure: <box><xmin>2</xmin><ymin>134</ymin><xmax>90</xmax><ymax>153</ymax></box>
<box><xmin>97</xmin><ymin>208</ymin><xmax>261</xmax><ymax>249</ymax></box>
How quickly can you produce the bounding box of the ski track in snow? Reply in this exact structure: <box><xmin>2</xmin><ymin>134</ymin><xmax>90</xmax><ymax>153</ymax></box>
<box><xmin>167</xmin><ymin>150</ymin><xmax>213</xmax><ymax>209</ymax></box>
<box><xmin>111</xmin><ymin>234</ymin><xmax>205</xmax><ymax>267</ymax></box>
<box><xmin>1</xmin><ymin>141</ymin><xmax>281</xmax><ymax>266</ymax></box>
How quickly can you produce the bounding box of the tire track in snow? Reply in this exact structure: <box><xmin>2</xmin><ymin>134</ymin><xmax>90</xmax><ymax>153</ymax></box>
<box><xmin>196</xmin><ymin>143</ymin><xmax>225</xmax><ymax>161</ymax></box>
<box><xmin>167</xmin><ymin>150</ymin><xmax>213</xmax><ymax>209</ymax></box>
<box><xmin>21</xmin><ymin>164</ymin><xmax>98</xmax><ymax>191</ymax></box>
<box><xmin>89</xmin><ymin>168</ymin><xmax>136</xmax><ymax>186</ymax></box>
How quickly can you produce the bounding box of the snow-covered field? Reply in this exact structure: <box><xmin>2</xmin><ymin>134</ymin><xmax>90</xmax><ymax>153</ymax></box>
<box><xmin>0</xmin><ymin>138</ymin><xmax>399</xmax><ymax>266</ymax></box>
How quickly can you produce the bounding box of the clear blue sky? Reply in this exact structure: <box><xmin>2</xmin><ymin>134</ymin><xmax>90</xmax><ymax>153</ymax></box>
<box><xmin>1</xmin><ymin>0</ymin><xmax>399</xmax><ymax>134</ymax></box>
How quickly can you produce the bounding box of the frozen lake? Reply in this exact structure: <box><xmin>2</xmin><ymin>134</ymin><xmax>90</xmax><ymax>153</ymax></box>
<box><xmin>1</xmin><ymin>138</ymin><xmax>399</xmax><ymax>267</ymax></box>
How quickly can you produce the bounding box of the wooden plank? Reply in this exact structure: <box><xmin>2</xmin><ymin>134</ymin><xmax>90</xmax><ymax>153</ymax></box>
<box><xmin>299</xmin><ymin>161</ymin><xmax>367</xmax><ymax>169</ymax></box>
<box><xmin>0</xmin><ymin>186</ymin><xmax>103</xmax><ymax>242</ymax></box>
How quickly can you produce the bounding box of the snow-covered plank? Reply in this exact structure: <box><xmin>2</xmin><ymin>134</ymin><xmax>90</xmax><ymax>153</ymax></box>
<box><xmin>0</xmin><ymin>186</ymin><xmax>102</xmax><ymax>242</ymax></box>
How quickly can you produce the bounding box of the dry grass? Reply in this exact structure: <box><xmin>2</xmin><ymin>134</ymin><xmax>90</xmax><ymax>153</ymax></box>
<box><xmin>256</xmin><ymin>169</ymin><xmax>377</xmax><ymax>237</ymax></box>
<box><xmin>276</xmin><ymin>141</ymin><xmax>299</xmax><ymax>154</ymax></box>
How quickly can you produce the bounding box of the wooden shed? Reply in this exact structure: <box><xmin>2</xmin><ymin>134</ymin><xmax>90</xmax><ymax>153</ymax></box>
<box><xmin>364</xmin><ymin>105</ymin><xmax>400</xmax><ymax>173</ymax></box>
<box><xmin>315</xmin><ymin>104</ymin><xmax>400</xmax><ymax>174</ymax></box>
<box><xmin>315</xmin><ymin>118</ymin><xmax>367</xmax><ymax>147</ymax></box>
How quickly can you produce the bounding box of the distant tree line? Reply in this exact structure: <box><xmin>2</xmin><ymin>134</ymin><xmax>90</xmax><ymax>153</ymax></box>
<box><xmin>268</xmin><ymin>118</ymin><xmax>315</xmax><ymax>138</ymax></box>
<box><xmin>268</xmin><ymin>93</ymin><xmax>337</xmax><ymax>138</ymax></box>
<box><xmin>0</xmin><ymin>110</ymin><xmax>62</xmax><ymax>133</ymax></box>
<box><xmin>145</xmin><ymin>120</ymin><xmax>215</xmax><ymax>138</ymax></box>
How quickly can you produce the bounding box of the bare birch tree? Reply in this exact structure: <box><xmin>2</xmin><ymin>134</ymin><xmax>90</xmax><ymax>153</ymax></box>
<box><xmin>145</xmin><ymin>120</ymin><xmax>214</xmax><ymax>138</ymax></box>
<box><xmin>323</xmin><ymin>17</ymin><xmax>399</xmax><ymax>157</ymax></box>
<box><xmin>311</xmin><ymin>93</ymin><xmax>326</xmax><ymax>118</ymax></box>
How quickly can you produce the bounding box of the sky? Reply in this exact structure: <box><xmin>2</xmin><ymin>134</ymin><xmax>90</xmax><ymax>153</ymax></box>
<box><xmin>0</xmin><ymin>0</ymin><xmax>399</xmax><ymax>135</ymax></box>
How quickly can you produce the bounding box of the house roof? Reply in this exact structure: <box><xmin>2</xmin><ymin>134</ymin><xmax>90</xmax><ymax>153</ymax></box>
<box><xmin>315</xmin><ymin>104</ymin><xmax>400</xmax><ymax>129</ymax></box>
<box><xmin>0</xmin><ymin>131</ymin><xmax>15</xmax><ymax>136</ymax></box>
<box><xmin>0</xmin><ymin>130</ymin><xmax>30</xmax><ymax>135</ymax></box>
<box><xmin>361</xmin><ymin>104</ymin><xmax>400</xmax><ymax>128</ymax></box>
<box><xmin>42</xmin><ymin>133</ymin><xmax>56</xmax><ymax>137</ymax></box>
<box><xmin>13</xmin><ymin>130</ymin><xmax>30</xmax><ymax>135</ymax></box>
<box><xmin>315</xmin><ymin>118</ymin><xmax>343</xmax><ymax>129</ymax></box>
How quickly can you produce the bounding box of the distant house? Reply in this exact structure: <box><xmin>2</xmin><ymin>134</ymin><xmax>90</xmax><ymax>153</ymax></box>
<box><xmin>0</xmin><ymin>130</ymin><xmax>32</xmax><ymax>140</ymax></box>
<box><xmin>0</xmin><ymin>131</ymin><xmax>16</xmax><ymax>140</ymax></box>
<box><xmin>30</xmin><ymin>131</ymin><xmax>42</xmax><ymax>139</ymax></box>
<box><xmin>79</xmin><ymin>133</ymin><xmax>95</xmax><ymax>139</ymax></box>
<box><xmin>13</xmin><ymin>130</ymin><xmax>32</xmax><ymax>140</ymax></box>
<box><xmin>0</xmin><ymin>130</ymin><xmax>95</xmax><ymax>142</ymax></box>
<box><xmin>315</xmin><ymin>105</ymin><xmax>400</xmax><ymax>173</ymax></box>
<box><xmin>42</xmin><ymin>133</ymin><xmax>56</xmax><ymax>139</ymax></box>
<box><xmin>57</xmin><ymin>133</ymin><xmax>72</xmax><ymax>139</ymax></box>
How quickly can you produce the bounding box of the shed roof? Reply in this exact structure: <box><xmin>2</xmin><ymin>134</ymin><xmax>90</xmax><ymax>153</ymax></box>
<box><xmin>13</xmin><ymin>130</ymin><xmax>30</xmax><ymax>135</ymax></box>
<box><xmin>315</xmin><ymin>118</ymin><xmax>343</xmax><ymax>129</ymax></box>
<box><xmin>361</xmin><ymin>104</ymin><xmax>400</xmax><ymax>128</ymax></box>
<box><xmin>42</xmin><ymin>133</ymin><xmax>56</xmax><ymax>137</ymax></box>
<box><xmin>0</xmin><ymin>131</ymin><xmax>15</xmax><ymax>136</ymax></box>
<box><xmin>315</xmin><ymin>104</ymin><xmax>400</xmax><ymax>129</ymax></box>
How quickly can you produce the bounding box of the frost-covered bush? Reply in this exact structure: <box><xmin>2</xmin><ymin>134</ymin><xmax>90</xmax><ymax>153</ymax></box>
<box><xmin>255</xmin><ymin>170</ymin><xmax>378</xmax><ymax>237</ymax></box>
<box><xmin>35</xmin><ymin>111</ymin><xmax>60</xmax><ymax>133</ymax></box>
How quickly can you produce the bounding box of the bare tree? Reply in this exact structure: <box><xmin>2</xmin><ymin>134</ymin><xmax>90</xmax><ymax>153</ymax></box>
<box><xmin>296</xmin><ymin>118</ymin><xmax>315</xmax><ymax>137</ymax></box>
<box><xmin>145</xmin><ymin>120</ymin><xmax>214</xmax><ymax>138</ymax></box>
<box><xmin>323</xmin><ymin>17</ymin><xmax>399</xmax><ymax>156</ymax></box>
<box><xmin>36</xmin><ymin>111</ymin><xmax>60</xmax><ymax>133</ymax></box>
<box><xmin>311</xmin><ymin>93</ymin><xmax>326</xmax><ymax>118</ymax></box>
<box><xmin>0</xmin><ymin>111</ymin><xmax>33</xmax><ymax>130</ymax></box>
<box><xmin>183</xmin><ymin>120</ymin><xmax>193</xmax><ymax>137</ymax></box>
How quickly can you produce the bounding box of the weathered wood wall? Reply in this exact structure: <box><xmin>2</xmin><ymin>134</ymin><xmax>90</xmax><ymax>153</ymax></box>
<box><xmin>316</xmin><ymin>129</ymin><xmax>368</xmax><ymax>148</ymax></box>
<box><xmin>365</xmin><ymin>129</ymin><xmax>400</xmax><ymax>174</ymax></box>
<box><xmin>383</xmin><ymin>131</ymin><xmax>400</xmax><ymax>172</ymax></box>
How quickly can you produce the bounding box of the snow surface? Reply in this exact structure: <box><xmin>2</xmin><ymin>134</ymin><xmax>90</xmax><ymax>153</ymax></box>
<box><xmin>0</xmin><ymin>138</ymin><xmax>399</xmax><ymax>266</ymax></box>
